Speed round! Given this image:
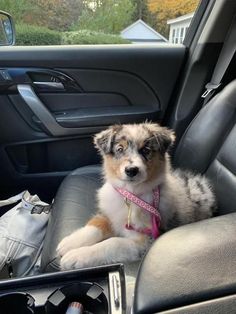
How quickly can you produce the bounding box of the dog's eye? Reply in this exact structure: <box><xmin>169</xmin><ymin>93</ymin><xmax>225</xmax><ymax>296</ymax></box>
<box><xmin>116</xmin><ymin>146</ymin><xmax>124</xmax><ymax>153</ymax></box>
<box><xmin>140</xmin><ymin>146</ymin><xmax>151</xmax><ymax>156</ymax></box>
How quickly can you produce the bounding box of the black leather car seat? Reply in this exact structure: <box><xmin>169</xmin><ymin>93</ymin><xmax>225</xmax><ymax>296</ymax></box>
<box><xmin>41</xmin><ymin>79</ymin><xmax>236</xmax><ymax>275</ymax></box>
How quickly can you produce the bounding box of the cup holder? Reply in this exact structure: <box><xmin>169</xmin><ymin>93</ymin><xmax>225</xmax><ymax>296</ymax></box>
<box><xmin>45</xmin><ymin>282</ymin><xmax>109</xmax><ymax>314</ymax></box>
<box><xmin>0</xmin><ymin>292</ymin><xmax>35</xmax><ymax>314</ymax></box>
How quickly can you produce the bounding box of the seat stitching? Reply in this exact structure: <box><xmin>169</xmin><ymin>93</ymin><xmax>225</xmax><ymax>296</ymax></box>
<box><xmin>215</xmin><ymin>158</ymin><xmax>236</xmax><ymax>176</ymax></box>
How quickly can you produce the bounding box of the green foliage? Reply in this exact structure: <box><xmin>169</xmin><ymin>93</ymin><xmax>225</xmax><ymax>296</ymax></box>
<box><xmin>15</xmin><ymin>25</ymin><xmax>130</xmax><ymax>45</ymax></box>
<box><xmin>15</xmin><ymin>24</ymin><xmax>61</xmax><ymax>45</ymax></box>
<box><xmin>62</xmin><ymin>30</ymin><xmax>130</xmax><ymax>45</ymax></box>
<box><xmin>0</xmin><ymin>0</ymin><xmax>34</xmax><ymax>22</ymax></box>
<box><xmin>0</xmin><ymin>0</ymin><xmax>135</xmax><ymax>33</ymax></box>
<box><xmin>73</xmin><ymin>0</ymin><xmax>135</xmax><ymax>34</ymax></box>
<box><xmin>0</xmin><ymin>0</ymin><xmax>85</xmax><ymax>31</ymax></box>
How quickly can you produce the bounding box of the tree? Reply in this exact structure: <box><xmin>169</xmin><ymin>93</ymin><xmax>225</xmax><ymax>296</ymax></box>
<box><xmin>26</xmin><ymin>0</ymin><xmax>85</xmax><ymax>31</ymax></box>
<box><xmin>0</xmin><ymin>0</ymin><xmax>85</xmax><ymax>32</ymax></box>
<box><xmin>148</xmin><ymin>0</ymin><xmax>199</xmax><ymax>37</ymax></box>
<box><xmin>133</xmin><ymin>0</ymin><xmax>153</xmax><ymax>23</ymax></box>
<box><xmin>132</xmin><ymin>0</ymin><xmax>157</xmax><ymax>29</ymax></box>
<box><xmin>74</xmin><ymin>0</ymin><xmax>135</xmax><ymax>34</ymax></box>
<box><xmin>0</xmin><ymin>0</ymin><xmax>37</xmax><ymax>23</ymax></box>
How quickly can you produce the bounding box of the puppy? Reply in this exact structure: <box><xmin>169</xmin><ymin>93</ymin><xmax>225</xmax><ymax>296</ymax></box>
<box><xmin>57</xmin><ymin>123</ymin><xmax>216</xmax><ymax>270</ymax></box>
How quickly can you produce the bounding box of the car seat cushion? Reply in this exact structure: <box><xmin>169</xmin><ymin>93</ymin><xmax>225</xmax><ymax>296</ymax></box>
<box><xmin>41</xmin><ymin>165</ymin><xmax>103</xmax><ymax>272</ymax></box>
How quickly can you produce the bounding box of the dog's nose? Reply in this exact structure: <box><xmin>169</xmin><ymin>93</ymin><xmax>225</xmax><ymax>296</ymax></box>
<box><xmin>125</xmin><ymin>166</ymin><xmax>139</xmax><ymax>178</ymax></box>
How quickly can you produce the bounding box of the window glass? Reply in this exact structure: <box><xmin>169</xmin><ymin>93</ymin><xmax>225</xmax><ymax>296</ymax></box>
<box><xmin>180</xmin><ymin>27</ymin><xmax>184</xmax><ymax>43</ymax></box>
<box><xmin>176</xmin><ymin>28</ymin><xmax>179</xmax><ymax>38</ymax></box>
<box><xmin>172</xmin><ymin>28</ymin><xmax>176</xmax><ymax>43</ymax></box>
<box><xmin>0</xmin><ymin>0</ymin><xmax>201</xmax><ymax>46</ymax></box>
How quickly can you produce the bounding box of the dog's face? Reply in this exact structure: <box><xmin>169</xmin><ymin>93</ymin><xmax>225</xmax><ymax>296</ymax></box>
<box><xmin>94</xmin><ymin>123</ymin><xmax>175</xmax><ymax>186</ymax></box>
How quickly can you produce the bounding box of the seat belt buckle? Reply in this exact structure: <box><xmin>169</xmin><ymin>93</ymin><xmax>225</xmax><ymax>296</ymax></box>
<box><xmin>201</xmin><ymin>88</ymin><xmax>213</xmax><ymax>98</ymax></box>
<box><xmin>201</xmin><ymin>83</ymin><xmax>221</xmax><ymax>98</ymax></box>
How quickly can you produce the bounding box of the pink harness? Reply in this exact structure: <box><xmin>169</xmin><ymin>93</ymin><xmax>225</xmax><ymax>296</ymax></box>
<box><xmin>114</xmin><ymin>186</ymin><xmax>161</xmax><ymax>239</ymax></box>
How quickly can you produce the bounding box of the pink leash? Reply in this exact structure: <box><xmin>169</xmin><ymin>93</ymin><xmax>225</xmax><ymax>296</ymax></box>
<box><xmin>114</xmin><ymin>186</ymin><xmax>161</xmax><ymax>239</ymax></box>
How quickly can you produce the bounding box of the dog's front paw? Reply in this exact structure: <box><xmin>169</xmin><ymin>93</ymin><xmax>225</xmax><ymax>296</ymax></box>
<box><xmin>57</xmin><ymin>234</ymin><xmax>78</xmax><ymax>257</ymax></box>
<box><xmin>57</xmin><ymin>226</ymin><xmax>102</xmax><ymax>257</ymax></box>
<box><xmin>60</xmin><ymin>247</ymin><xmax>95</xmax><ymax>270</ymax></box>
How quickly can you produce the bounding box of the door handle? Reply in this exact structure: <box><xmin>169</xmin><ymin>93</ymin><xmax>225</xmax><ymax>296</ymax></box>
<box><xmin>17</xmin><ymin>84</ymin><xmax>87</xmax><ymax>137</ymax></box>
<box><xmin>33</xmin><ymin>81</ymin><xmax>65</xmax><ymax>91</ymax></box>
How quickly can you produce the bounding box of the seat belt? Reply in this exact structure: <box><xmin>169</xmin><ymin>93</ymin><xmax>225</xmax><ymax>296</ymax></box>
<box><xmin>201</xmin><ymin>15</ymin><xmax>236</xmax><ymax>106</ymax></box>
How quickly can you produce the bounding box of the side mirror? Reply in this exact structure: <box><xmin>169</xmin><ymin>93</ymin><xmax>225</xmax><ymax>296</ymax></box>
<box><xmin>0</xmin><ymin>11</ymin><xmax>15</xmax><ymax>46</ymax></box>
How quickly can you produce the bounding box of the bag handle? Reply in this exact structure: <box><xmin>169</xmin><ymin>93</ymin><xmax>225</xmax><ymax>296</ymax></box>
<box><xmin>0</xmin><ymin>191</ymin><xmax>25</xmax><ymax>208</ymax></box>
<box><xmin>0</xmin><ymin>191</ymin><xmax>51</xmax><ymax>214</ymax></box>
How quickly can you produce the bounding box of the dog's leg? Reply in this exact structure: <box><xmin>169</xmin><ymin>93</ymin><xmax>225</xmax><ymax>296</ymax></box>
<box><xmin>60</xmin><ymin>236</ymin><xmax>147</xmax><ymax>270</ymax></box>
<box><xmin>57</xmin><ymin>215</ymin><xmax>113</xmax><ymax>257</ymax></box>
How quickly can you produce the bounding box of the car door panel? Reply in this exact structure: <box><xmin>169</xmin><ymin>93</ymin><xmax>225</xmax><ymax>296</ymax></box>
<box><xmin>0</xmin><ymin>45</ymin><xmax>186</xmax><ymax>198</ymax></box>
<box><xmin>9</xmin><ymin>68</ymin><xmax>161</xmax><ymax>130</ymax></box>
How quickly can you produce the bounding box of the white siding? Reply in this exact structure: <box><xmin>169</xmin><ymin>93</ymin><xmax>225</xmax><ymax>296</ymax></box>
<box><xmin>169</xmin><ymin>19</ymin><xmax>191</xmax><ymax>44</ymax></box>
<box><xmin>167</xmin><ymin>13</ymin><xmax>194</xmax><ymax>44</ymax></box>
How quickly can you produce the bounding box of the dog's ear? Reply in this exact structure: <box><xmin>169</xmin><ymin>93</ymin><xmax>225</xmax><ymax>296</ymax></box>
<box><xmin>145</xmin><ymin>123</ymin><xmax>175</xmax><ymax>155</ymax></box>
<box><xmin>94</xmin><ymin>125</ymin><xmax>121</xmax><ymax>154</ymax></box>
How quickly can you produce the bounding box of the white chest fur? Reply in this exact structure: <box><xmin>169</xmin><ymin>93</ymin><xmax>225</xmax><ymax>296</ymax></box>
<box><xmin>97</xmin><ymin>183</ymin><xmax>153</xmax><ymax>238</ymax></box>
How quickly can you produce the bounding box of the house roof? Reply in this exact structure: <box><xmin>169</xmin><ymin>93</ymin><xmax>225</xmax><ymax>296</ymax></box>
<box><xmin>121</xmin><ymin>19</ymin><xmax>167</xmax><ymax>42</ymax></box>
<box><xmin>167</xmin><ymin>12</ymin><xmax>194</xmax><ymax>25</ymax></box>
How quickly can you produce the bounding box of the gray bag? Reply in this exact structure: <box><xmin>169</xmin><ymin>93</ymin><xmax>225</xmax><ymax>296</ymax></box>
<box><xmin>0</xmin><ymin>191</ymin><xmax>51</xmax><ymax>278</ymax></box>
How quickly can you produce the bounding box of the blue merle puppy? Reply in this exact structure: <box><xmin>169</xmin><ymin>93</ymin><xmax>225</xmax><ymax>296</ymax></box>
<box><xmin>58</xmin><ymin>123</ymin><xmax>216</xmax><ymax>270</ymax></box>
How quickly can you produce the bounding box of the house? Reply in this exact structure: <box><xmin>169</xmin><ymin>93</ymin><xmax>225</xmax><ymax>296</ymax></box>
<box><xmin>167</xmin><ymin>12</ymin><xmax>194</xmax><ymax>44</ymax></box>
<box><xmin>121</xmin><ymin>19</ymin><xmax>167</xmax><ymax>44</ymax></box>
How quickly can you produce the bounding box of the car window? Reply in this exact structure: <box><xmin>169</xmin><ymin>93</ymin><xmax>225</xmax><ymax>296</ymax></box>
<box><xmin>0</xmin><ymin>0</ymin><xmax>200</xmax><ymax>45</ymax></box>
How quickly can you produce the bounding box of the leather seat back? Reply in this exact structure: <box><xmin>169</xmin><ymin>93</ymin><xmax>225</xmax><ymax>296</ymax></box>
<box><xmin>174</xmin><ymin>80</ymin><xmax>236</xmax><ymax>215</ymax></box>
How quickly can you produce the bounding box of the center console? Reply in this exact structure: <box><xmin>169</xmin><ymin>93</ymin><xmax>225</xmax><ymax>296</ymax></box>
<box><xmin>0</xmin><ymin>263</ymin><xmax>125</xmax><ymax>314</ymax></box>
